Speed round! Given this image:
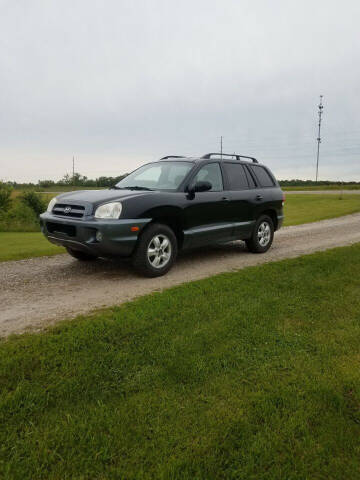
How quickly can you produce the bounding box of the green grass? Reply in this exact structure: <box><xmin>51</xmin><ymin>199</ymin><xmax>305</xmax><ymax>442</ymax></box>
<box><xmin>1</xmin><ymin>194</ymin><xmax>359</xmax><ymax>262</ymax></box>
<box><xmin>0</xmin><ymin>232</ymin><xmax>64</xmax><ymax>261</ymax></box>
<box><xmin>283</xmin><ymin>184</ymin><xmax>360</xmax><ymax>191</ymax></box>
<box><xmin>284</xmin><ymin>193</ymin><xmax>360</xmax><ymax>226</ymax></box>
<box><xmin>1</xmin><ymin>244</ymin><xmax>360</xmax><ymax>479</ymax></box>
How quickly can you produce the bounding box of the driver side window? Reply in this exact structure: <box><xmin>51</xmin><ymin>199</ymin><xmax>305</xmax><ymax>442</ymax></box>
<box><xmin>193</xmin><ymin>163</ymin><xmax>223</xmax><ymax>191</ymax></box>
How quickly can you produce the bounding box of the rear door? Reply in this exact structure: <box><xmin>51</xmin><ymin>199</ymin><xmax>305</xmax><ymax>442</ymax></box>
<box><xmin>222</xmin><ymin>162</ymin><xmax>255</xmax><ymax>238</ymax></box>
<box><xmin>183</xmin><ymin>162</ymin><xmax>234</xmax><ymax>247</ymax></box>
<box><xmin>246</xmin><ymin>163</ymin><xmax>278</xmax><ymax>220</ymax></box>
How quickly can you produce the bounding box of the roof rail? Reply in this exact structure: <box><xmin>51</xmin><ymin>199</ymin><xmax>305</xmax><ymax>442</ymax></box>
<box><xmin>201</xmin><ymin>153</ymin><xmax>258</xmax><ymax>163</ymax></box>
<box><xmin>160</xmin><ymin>155</ymin><xmax>186</xmax><ymax>160</ymax></box>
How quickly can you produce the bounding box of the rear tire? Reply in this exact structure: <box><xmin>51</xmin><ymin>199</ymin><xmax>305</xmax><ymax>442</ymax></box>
<box><xmin>132</xmin><ymin>223</ymin><xmax>178</xmax><ymax>277</ymax></box>
<box><xmin>66</xmin><ymin>247</ymin><xmax>98</xmax><ymax>261</ymax></box>
<box><xmin>246</xmin><ymin>215</ymin><xmax>274</xmax><ymax>253</ymax></box>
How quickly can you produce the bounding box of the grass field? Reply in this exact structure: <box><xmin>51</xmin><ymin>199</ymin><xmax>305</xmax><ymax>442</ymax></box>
<box><xmin>283</xmin><ymin>193</ymin><xmax>360</xmax><ymax>226</ymax></box>
<box><xmin>0</xmin><ymin>232</ymin><xmax>64</xmax><ymax>261</ymax></box>
<box><xmin>0</xmin><ymin>194</ymin><xmax>359</xmax><ymax>262</ymax></box>
<box><xmin>283</xmin><ymin>184</ymin><xmax>360</xmax><ymax>191</ymax></box>
<box><xmin>10</xmin><ymin>188</ymin><xmax>100</xmax><ymax>200</ymax></box>
<box><xmin>1</xmin><ymin>244</ymin><xmax>360</xmax><ymax>478</ymax></box>
<box><xmin>10</xmin><ymin>190</ymin><xmax>54</xmax><ymax>200</ymax></box>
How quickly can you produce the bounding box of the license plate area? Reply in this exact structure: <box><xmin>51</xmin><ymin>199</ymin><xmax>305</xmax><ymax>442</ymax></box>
<box><xmin>46</xmin><ymin>222</ymin><xmax>76</xmax><ymax>237</ymax></box>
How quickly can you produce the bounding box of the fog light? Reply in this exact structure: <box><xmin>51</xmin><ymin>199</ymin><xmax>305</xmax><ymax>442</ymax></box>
<box><xmin>96</xmin><ymin>231</ymin><xmax>103</xmax><ymax>242</ymax></box>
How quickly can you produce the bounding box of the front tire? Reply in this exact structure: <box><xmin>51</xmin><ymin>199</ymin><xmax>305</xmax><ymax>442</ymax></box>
<box><xmin>246</xmin><ymin>215</ymin><xmax>274</xmax><ymax>253</ymax></box>
<box><xmin>66</xmin><ymin>247</ymin><xmax>98</xmax><ymax>261</ymax></box>
<box><xmin>132</xmin><ymin>223</ymin><xmax>178</xmax><ymax>277</ymax></box>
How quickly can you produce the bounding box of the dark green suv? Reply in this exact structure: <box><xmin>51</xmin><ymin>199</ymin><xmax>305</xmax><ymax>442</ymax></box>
<box><xmin>40</xmin><ymin>153</ymin><xmax>284</xmax><ymax>277</ymax></box>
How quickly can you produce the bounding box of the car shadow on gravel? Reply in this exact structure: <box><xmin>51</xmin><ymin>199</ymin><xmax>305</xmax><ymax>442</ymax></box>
<box><xmin>58</xmin><ymin>241</ymin><xmax>248</xmax><ymax>279</ymax></box>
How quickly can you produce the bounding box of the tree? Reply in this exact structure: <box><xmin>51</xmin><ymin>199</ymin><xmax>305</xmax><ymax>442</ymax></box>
<box><xmin>0</xmin><ymin>181</ymin><xmax>12</xmax><ymax>212</ymax></box>
<box><xmin>20</xmin><ymin>191</ymin><xmax>47</xmax><ymax>216</ymax></box>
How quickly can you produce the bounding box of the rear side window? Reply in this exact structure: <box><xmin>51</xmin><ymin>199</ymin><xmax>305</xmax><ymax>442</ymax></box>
<box><xmin>249</xmin><ymin>165</ymin><xmax>275</xmax><ymax>187</ymax></box>
<box><xmin>224</xmin><ymin>163</ymin><xmax>249</xmax><ymax>190</ymax></box>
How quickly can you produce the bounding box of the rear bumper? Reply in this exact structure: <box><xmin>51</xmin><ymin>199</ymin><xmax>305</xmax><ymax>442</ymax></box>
<box><xmin>39</xmin><ymin>213</ymin><xmax>151</xmax><ymax>257</ymax></box>
<box><xmin>277</xmin><ymin>214</ymin><xmax>284</xmax><ymax>230</ymax></box>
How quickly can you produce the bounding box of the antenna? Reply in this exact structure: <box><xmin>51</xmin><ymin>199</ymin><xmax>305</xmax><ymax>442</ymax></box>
<box><xmin>72</xmin><ymin>156</ymin><xmax>75</xmax><ymax>186</ymax></box>
<box><xmin>220</xmin><ymin>136</ymin><xmax>223</xmax><ymax>159</ymax></box>
<box><xmin>315</xmin><ymin>95</ymin><xmax>324</xmax><ymax>182</ymax></box>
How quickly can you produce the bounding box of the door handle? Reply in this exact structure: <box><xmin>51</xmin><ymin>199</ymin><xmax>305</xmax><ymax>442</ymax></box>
<box><xmin>256</xmin><ymin>194</ymin><xmax>263</xmax><ymax>200</ymax></box>
<box><xmin>222</xmin><ymin>196</ymin><xmax>230</xmax><ymax>201</ymax></box>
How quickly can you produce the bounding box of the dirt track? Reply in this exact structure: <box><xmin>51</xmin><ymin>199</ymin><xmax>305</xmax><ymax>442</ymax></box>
<box><xmin>1</xmin><ymin>213</ymin><xmax>360</xmax><ymax>337</ymax></box>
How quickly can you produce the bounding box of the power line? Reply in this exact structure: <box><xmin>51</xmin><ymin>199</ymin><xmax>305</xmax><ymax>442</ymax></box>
<box><xmin>315</xmin><ymin>95</ymin><xmax>324</xmax><ymax>182</ymax></box>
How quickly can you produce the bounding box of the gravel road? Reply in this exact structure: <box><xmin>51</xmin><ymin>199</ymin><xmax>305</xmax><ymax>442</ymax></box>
<box><xmin>1</xmin><ymin>213</ymin><xmax>360</xmax><ymax>337</ymax></box>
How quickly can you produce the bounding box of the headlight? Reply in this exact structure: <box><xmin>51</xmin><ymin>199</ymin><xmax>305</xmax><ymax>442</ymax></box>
<box><xmin>95</xmin><ymin>202</ymin><xmax>122</xmax><ymax>219</ymax></box>
<box><xmin>47</xmin><ymin>197</ymin><xmax>57</xmax><ymax>212</ymax></box>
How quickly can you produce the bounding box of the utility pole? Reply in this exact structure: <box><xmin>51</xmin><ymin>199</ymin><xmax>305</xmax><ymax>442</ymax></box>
<box><xmin>72</xmin><ymin>156</ymin><xmax>75</xmax><ymax>186</ymax></box>
<box><xmin>315</xmin><ymin>95</ymin><xmax>324</xmax><ymax>182</ymax></box>
<box><xmin>220</xmin><ymin>136</ymin><xmax>223</xmax><ymax>159</ymax></box>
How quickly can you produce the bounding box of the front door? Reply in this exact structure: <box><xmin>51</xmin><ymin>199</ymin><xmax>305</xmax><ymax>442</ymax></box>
<box><xmin>182</xmin><ymin>162</ymin><xmax>234</xmax><ymax>247</ymax></box>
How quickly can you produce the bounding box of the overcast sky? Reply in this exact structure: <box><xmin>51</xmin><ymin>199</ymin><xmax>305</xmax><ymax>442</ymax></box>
<box><xmin>0</xmin><ymin>0</ymin><xmax>359</xmax><ymax>182</ymax></box>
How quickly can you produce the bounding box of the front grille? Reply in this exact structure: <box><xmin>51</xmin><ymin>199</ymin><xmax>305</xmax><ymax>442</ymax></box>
<box><xmin>47</xmin><ymin>222</ymin><xmax>76</xmax><ymax>237</ymax></box>
<box><xmin>52</xmin><ymin>203</ymin><xmax>85</xmax><ymax>218</ymax></box>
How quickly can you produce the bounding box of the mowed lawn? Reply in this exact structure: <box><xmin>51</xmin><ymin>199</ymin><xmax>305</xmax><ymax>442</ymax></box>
<box><xmin>283</xmin><ymin>184</ymin><xmax>360</xmax><ymax>191</ymax></box>
<box><xmin>0</xmin><ymin>232</ymin><xmax>65</xmax><ymax>261</ymax></box>
<box><xmin>0</xmin><ymin>194</ymin><xmax>359</xmax><ymax>262</ymax></box>
<box><xmin>284</xmin><ymin>193</ymin><xmax>360</xmax><ymax>226</ymax></box>
<box><xmin>1</xmin><ymin>244</ymin><xmax>360</xmax><ymax>479</ymax></box>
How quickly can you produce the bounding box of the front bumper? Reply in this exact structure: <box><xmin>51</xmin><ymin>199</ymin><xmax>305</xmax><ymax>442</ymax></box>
<box><xmin>39</xmin><ymin>213</ymin><xmax>151</xmax><ymax>257</ymax></box>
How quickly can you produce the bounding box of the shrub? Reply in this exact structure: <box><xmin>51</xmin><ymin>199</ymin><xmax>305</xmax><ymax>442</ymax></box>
<box><xmin>0</xmin><ymin>182</ymin><xmax>12</xmax><ymax>212</ymax></box>
<box><xmin>20</xmin><ymin>191</ymin><xmax>47</xmax><ymax>217</ymax></box>
<box><xmin>0</xmin><ymin>202</ymin><xmax>39</xmax><ymax>232</ymax></box>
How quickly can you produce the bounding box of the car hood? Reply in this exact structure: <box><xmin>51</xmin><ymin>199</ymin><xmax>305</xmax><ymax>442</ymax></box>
<box><xmin>55</xmin><ymin>189</ymin><xmax>152</xmax><ymax>206</ymax></box>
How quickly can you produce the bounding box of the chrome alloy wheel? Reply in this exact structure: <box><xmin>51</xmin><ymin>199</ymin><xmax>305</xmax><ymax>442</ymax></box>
<box><xmin>147</xmin><ymin>234</ymin><xmax>172</xmax><ymax>269</ymax></box>
<box><xmin>257</xmin><ymin>221</ymin><xmax>271</xmax><ymax>247</ymax></box>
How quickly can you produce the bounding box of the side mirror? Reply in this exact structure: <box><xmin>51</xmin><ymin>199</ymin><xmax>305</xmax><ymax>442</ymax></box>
<box><xmin>193</xmin><ymin>181</ymin><xmax>212</xmax><ymax>192</ymax></box>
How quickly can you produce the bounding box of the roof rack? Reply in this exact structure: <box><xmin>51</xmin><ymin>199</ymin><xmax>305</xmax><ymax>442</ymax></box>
<box><xmin>160</xmin><ymin>155</ymin><xmax>186</xmax><ymax>160</ymax></box>
<box><xmin>201</xmin><ymin>153</ymin><xmax>258</xmax><ymax>163</ymax></box>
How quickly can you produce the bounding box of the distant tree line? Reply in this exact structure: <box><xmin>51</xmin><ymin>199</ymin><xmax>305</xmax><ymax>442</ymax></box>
<box><xmin>5</xmin><ymin>172</ymin><xmax>129</xmax><ymax>190</ymax></box>
<box><xmin>2</xmin><ymin>174</ymin><xmax>360</xmax><ymax>190</ymax></box>
<box><xmin>278</xmin><ymin>179</ymin><xmax>360</xmax><ymax>187</ymax></box>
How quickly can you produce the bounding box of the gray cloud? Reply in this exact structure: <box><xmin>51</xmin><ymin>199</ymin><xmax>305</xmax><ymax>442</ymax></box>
<box><xmin>0</xmin><ymin>0</ymin><xmax>359</xmax><ymax>182</ymax></box>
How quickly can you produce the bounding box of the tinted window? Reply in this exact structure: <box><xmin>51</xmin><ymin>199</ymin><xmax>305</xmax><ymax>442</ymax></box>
<box><xmin>249</xmin><ymin>165</ymin><xmax>274</xmax><ymax>187</ymax></box>
<box><xmin>192</xmin><ymin>163</ymin><xmax>223</xmax><ymax>191</ymax></box>
<box><xmin>244</xmin><ymin>166</ymin><xmax>256</xmax><ymax>188</ymax></box>
<box><xmin>224</xmin><ymin>163</ymin><xmax>249</xmax><ymax>190</ymax></box>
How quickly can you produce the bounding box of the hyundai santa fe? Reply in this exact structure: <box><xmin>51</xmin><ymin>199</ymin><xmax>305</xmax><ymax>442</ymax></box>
<box><xmin>40</xmin><ymin>153</ymin><xmax>284</xmax><ymax>277</ymax></box>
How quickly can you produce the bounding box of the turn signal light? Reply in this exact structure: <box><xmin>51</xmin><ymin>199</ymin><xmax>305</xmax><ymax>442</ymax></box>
<box><xmin>131</xmin><ymin>226</ymin><xmax>139</xmax><ymax>232</ymax></box>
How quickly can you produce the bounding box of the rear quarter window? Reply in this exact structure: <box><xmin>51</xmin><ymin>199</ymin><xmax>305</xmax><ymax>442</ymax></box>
<box><xmin>223</xmin><ymin>163</ymin><xmax>249</xmax><ymax>190</ymax></box>
<box><xmin>249</xmin><ymin>165</ymin><xmax>275</xmax><ymax>187</ymax></box>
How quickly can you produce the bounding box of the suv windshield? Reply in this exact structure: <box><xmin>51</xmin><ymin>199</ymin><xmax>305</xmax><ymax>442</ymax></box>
<box><xmin>115</xmin><ymin>161</ymin><xmax>193</xmax><ymax>191</ymax></box>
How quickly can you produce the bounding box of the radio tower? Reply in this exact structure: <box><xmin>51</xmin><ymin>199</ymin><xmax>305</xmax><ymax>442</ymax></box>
<box><xmin>315</xmin><ymin>95</ymin><xmax>324</xmax><ymax>182</ymax></box>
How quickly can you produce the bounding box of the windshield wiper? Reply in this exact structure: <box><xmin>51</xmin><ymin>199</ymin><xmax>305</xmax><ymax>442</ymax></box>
<box><xmin>125</xmin><ymin>186</ymin><xmax>154</xmax><ymax>191</ymax></box>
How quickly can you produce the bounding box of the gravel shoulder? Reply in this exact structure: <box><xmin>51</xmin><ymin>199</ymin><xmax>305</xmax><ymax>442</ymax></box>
<box><xmin>1</xmin><ymin>213</ymin><xmax>360</xmax><ymax>337</ymax></box>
